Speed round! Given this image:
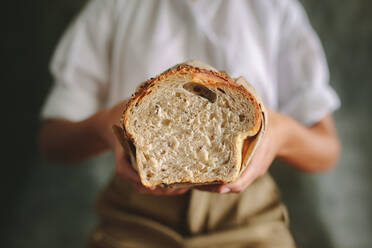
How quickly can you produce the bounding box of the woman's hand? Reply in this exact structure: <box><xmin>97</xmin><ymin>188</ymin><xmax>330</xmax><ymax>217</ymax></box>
<box><xmin>98</xmin><ymin>100</ymin><xmax>190</xmax><ymax>195</ymax></box>
<box><xmin>197</xmin><ymin>107</ymin><xmax>340</xmax><ymax>194</ymax></box>
<box><xmin>219</xmin><ymin>109</ymin><xmax>288</xmax><ymax>193</ymax></box>
<box><xmin>113</xmin><ymin>145</ymin><xmax>190</xmax><ymax>195</ymax></box>
<box><xmin>197</xmin><ymin>108</ymin><xmax>288</xmax><ymax>194</ymax></box>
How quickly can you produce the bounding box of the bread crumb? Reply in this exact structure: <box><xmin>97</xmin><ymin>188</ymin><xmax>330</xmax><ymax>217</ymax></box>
<box><xmin>198</xmin><ymin>148</ymin><xmax>209</xmax><ymax>162</ymax></box>
<box><xmin>169</xmin><ymin>136</ymin><xmax>179</xmax><ymax>149</ymax></box>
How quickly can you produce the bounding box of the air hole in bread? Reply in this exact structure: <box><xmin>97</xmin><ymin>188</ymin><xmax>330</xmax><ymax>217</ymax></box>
<box><xmin>183</xmin><ymin>82</ymin><xmax>217</xmax><ymax>103</ymax></box>
<box><xmin>239</xmin><ymin>115</ymin><xmax>245</xmax><ymax>122</ymax></box>
<box><xmin>217</xmin><ymin>88</ymin><xmax>226</xmax><ymax>94</ymax></box>
<box><xmin>144</xmin><ymin>153</ymin><xmax>150</xmax><ymax>161</ymax></box>
<box><xmin>146</xmin><ymin>172</ymin><xmax>154</xmax><ymax>179</ymax></box>
<box><xmin>154</xmin><ymin>105</ymin><xmax>160</xmax><ymax>114</ymax></box>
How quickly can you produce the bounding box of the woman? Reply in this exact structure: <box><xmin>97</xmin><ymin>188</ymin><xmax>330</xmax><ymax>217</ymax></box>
<box><xmin>39</xmin><ymin>0</ymin><xmax>340</xmax><ymax>247</ymax></box>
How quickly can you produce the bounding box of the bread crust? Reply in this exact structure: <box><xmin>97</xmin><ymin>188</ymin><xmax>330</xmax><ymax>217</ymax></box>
<box><xmin>120</xmin><ymin>62</ymin><xmax>264</xmax><ymax>187</ymax></box>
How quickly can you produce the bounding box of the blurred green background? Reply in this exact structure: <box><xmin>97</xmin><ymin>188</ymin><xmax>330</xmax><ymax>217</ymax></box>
<box><xmin>2</xmin><ymin>0</ymin><xmax>372</xmax><ymax>247</ymax></box>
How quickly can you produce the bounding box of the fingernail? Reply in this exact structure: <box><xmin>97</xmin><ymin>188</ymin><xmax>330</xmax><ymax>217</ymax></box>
<box><xmin>220</xmin><ymin>187</ymin><xmax>231</xmax><ymax>193</ymax></box>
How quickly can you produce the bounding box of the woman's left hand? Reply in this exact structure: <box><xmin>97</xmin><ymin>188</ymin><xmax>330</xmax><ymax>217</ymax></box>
<box><xmin>197</xmin><ymin>108</ymin><xmax>288</xmax><ymax>194</ymax></box>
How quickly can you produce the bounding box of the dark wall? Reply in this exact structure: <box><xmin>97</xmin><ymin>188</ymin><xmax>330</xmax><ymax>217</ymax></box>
<box><xmin>2</xmin><ymin>0</ymin><xmax>89</xmax><ymax>245</ymax></box>
<box><xmin>3</xmin><ymin>1</ymin><xmax>372</xmax><ymax>247</ymax></box>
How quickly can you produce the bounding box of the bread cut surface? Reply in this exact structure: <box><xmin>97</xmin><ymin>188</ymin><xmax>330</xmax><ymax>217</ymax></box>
<box><xmin>122</xmin><ymin>63</ymin><xmax>262</xmax><ymax>187</ymax></box>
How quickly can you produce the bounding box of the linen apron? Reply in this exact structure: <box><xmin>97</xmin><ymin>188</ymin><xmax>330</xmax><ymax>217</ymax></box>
<box><xmin>88</xmin><ymin>173</ymin><xmax>296</xmax><ymax>248</ymax></box>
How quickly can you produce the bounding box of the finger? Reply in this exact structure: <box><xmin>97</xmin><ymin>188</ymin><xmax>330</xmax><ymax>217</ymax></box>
<box><xmin>122</xmin><ymin>163</ymin><xmax>141</xmax><ymax>183</ymax></box>
<box><xmin>149</xmin><ymin>186</ymin><xmax>189</xmax><ymax>195</ymax></box>
<box><xmin>134</xmin><ymin>183</ymin><xmax>158</xmax><ymax>194</ymax></box>
<box><xmin>195</xmin><ymin>184</ymin><xmax>221</xmax><ymax>193</ymax></box>
<box><xmin>135</xmin><ymin>184</ymin><xmax>191</xmax><ymax>195</ymax></box>
<box><xmin>115</xmin><ymin>159</ymin><xmax>140</xmax><ymax>183</ymax></box>
<box><xmin>115</xmin><ymin>149</ymin><xmax>141</xmax><ymax>184</ymax></box>
<box><xmin>221</xmin><ymin>137</ymin><xmax>271</xmax><ymax>194</ymax></box>
<box><xmin>162</xmin><ymin>187</ymin><xmax>190</xmax><ymax>195</ymax></box>
<box><xmin>134</xmin><ymin>185</ymin><xmax>166</xmax><ymax>195</ymax></box>
<box><xmin>219</xmin><ymin>162</ymin><xmax>259</xmax><ymax>193</ymax></box>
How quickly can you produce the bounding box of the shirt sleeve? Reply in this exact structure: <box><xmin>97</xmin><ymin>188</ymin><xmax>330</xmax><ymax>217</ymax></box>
<box><xmin>277</xmin><ymin>0</ymin><xmax>340</xmax><ymax>126</ymax></box>
<box><xmin>41</xmin><ymin>0</ymin><xmax>117</xmax><ymax>121</ymax></box>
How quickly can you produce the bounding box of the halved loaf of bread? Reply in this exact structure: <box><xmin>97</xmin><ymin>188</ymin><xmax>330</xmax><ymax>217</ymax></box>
<box><xmin>115</xmin><ymin>61</ymin><xmax>267</xmax><ymax>188</ymax></box>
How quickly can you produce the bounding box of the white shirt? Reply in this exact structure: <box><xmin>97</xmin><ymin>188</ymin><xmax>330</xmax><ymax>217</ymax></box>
<box><xmin>41</xmin><ymin>0</ymin><xmax>340</xmax><ymax>126</ymax></box>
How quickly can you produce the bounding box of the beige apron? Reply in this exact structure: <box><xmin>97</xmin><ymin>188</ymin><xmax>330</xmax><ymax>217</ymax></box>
<box><xmin>88</xmin><ymin>173</ymin><xmax>296</xmax><ymax>248</ymax></box>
